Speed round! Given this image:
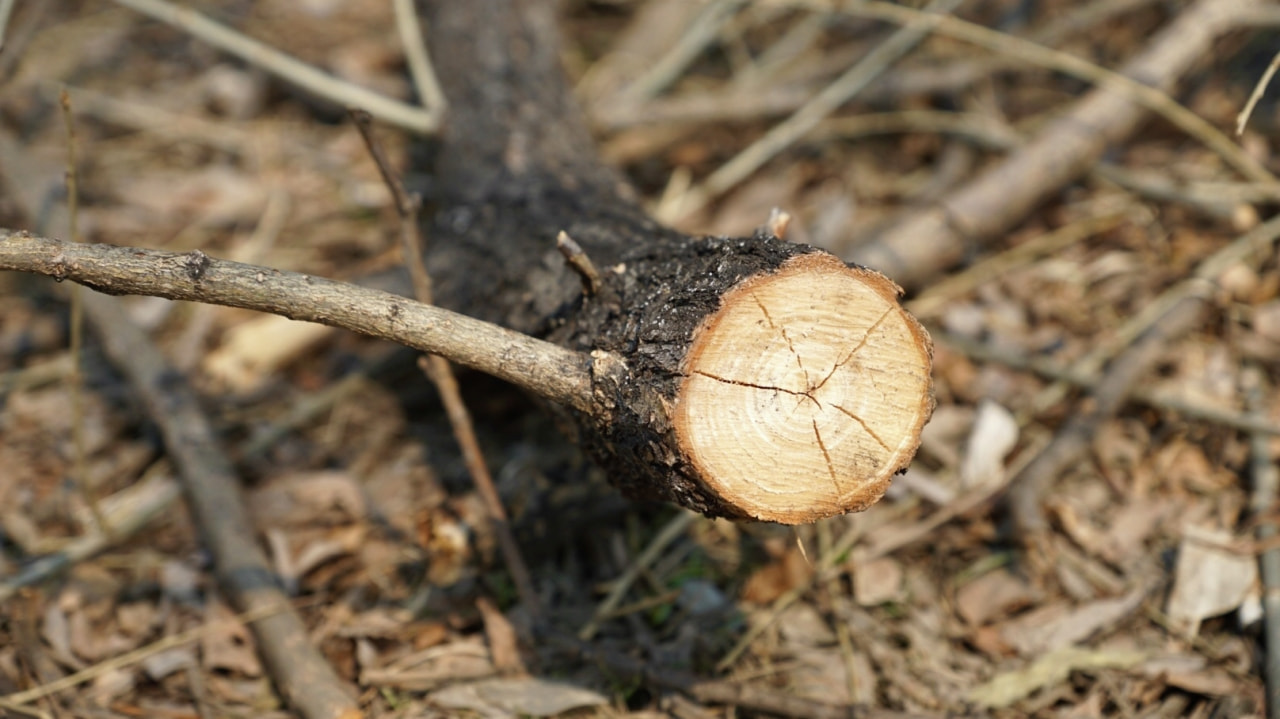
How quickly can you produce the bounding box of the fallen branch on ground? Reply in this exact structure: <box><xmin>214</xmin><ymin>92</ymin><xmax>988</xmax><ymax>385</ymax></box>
<box><xmin>848</xmin><ymin>0</ymin><xmax>1267</xmax><ymax>290</ymax></box>
<box><xmin>0</xmin><ymin>226</ymin><xmax>932</xmax><ymax>525</ymax></box>
<box><xmin>82</xmin><ymin>295</ymin><xmax>359</xmax><ymax>719</ymax></box>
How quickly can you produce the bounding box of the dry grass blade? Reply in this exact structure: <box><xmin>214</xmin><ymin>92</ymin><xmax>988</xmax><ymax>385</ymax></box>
<box><xmin>578</xmin><ymin>510</ymin><xmax>696</xmax><ymax>640</ymax></box>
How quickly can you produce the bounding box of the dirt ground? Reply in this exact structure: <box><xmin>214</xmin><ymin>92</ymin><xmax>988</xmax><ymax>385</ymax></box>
<box><xmin>2</xmin><ymin>1</ymin><xmax>1280</xmax><ymax>717</ymax></box>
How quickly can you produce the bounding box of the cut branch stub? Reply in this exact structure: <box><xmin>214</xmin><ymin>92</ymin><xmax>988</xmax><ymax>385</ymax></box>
<box><xmin>673</xmin><ymin>253</ymin><xmax>933</xmax><ymax>524</ymax></box>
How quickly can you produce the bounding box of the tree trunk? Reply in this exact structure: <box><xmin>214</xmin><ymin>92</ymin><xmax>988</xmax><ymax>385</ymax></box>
<box><xmin>419</xmin><ymin>0</ymin><xmax>933</xmax><ymax>524</ymax></box>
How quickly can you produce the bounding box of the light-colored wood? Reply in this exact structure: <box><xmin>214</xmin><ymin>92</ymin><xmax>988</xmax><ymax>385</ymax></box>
<box><xmin>674</xmin><ymin>252</ymin><xmax>933</xmax><ymax>524</ymax></box>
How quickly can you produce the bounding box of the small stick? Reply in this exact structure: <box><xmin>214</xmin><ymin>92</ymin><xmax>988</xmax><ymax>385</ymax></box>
<box><xmin>1</xmin><ymin>599</ymin><xmax>295</xmax><ymax>708</ymax></box>
<box><xmin>823</xmin><ymin>0</ymin><xmax>1273</xmax><ymax>184</ymax></box>
<box><xmin>761</xmin><ymin>208</ymin><xmax>792</xmax><ymax>240</ymax></box>
<box><xmin>1010</xmin><ymin>213</ymin><xmax>1280</xmax><ymax>541</ymax></box>
<box><xmin>716</xmin><ymin>517</ymin><xmax>867</xmax><ymax>671</ymax></box>
<box><xmin>615</xmin><ymin>0</ymin><xmax>749</xmax><ymax>106</ymax></box>
<box><xmin>556</xmin><ymin>231</ymin><xmax>602</xmax><ymax>297</ymax></box>
<box><xmin>80</xmin><ymin>296</ymin><xmax>362</xmax><ymax>719</ymax></box>
<box><xmin>0</xmin><ymin>0</ymin><xmax>15</xmax><ymax>52</ymax></box>
<box><xmin>1246</xmin><ymin>367</ymin><xmax>1280</xmax><ymax>719</ymax></box>
<box><xmin>392</xmin><ymin>0</ymin><xmax>447</xmax><ymax>115</ymax></box>
<box><xmin>0</xmin><ymin>465</ymin><xmax>180</xmax><ymax>603</ymax></box>
<box><xmin>109</xmin><ymin>0</ymin><xmax>439</xmax><ymax>134</ymax></box>
<box><xmin>59</xmin><ymin>89</ymin><xmax>110</xmax><ymax>539</ymax></box>
<box><xmin>351</xmin><ymin>110</ymin><xmax>541</xmax><ymax>617</ymax></box>
<box><xmin>935</xmin><ymin>330</ymin><xmax>1280</xmax><ymax>436</ymax></box>
<box><xmin>665</xmin><ymin>0</ymin><xmax>963</xmax><ymax>222</ymax></box>
<box><xmin>544</xmin><ymin>631</ymin><xmax>941</xmax><ymax>719</ymax></box>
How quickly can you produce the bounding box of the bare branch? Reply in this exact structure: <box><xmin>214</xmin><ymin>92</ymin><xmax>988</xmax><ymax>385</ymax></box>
<box><xmin>0</xmin><ymin>230</ymin><xmax>594</xmax><ymax>413</ymax></box>
<box><xmin>110</xmin><ymin>0</ymin><xmax>440</xmax><ymax>134</ymax></box>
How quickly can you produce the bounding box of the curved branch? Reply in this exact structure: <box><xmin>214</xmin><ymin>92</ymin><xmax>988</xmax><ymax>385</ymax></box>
<box><xmin>0</xmin><ymin>229</ymin><xmax>594</xmax><ymax>413</ymax></box>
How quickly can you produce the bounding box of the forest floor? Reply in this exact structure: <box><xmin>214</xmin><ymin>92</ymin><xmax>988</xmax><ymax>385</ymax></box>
<box><xmin>2</xmin><ymin>1</ymin><xmax>1280</xmax><ymax>717</ymax></box>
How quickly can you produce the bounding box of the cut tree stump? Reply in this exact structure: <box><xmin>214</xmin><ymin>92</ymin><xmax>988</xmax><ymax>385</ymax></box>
<box><xmin>419</xmin><ymin>0</ymin><xmax>934</xmax><ymax>523</ymax></box>
<box><xmin>675</xmin><ymin>253</ymin><xmax>932</xmax><ymax>522</ymax></box>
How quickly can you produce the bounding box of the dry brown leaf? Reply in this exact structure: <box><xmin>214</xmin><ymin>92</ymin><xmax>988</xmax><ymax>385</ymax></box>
<box><xmin>361</xmin><ymin>637</ymin><xmax>496</xmax><ymax>691</ymax></box>
<box><xmin>115</xmin><ymin>166</ymin><xmax>266</xmax><ymax>226</ymax></box>
<box><xmin>1000</xmin><ymin>589</ymin><xmax>1146</xmax><ymax>656</ymax></box>
<box><xmin>741</xmin><ymin>547</ymin><xmax>812</xmax><ymax>604</ymax></box>
<box><xmin>1154</xmin><ymin>439</ymin><xmax>1236</xmax><ymax>494</ymax></box>
<box><xmin>1099</xmin><ymin>498</ymin><xmax>1171</xmax><ymax>566</ymax></box>
<box><xmin>777</xmin><ymin>604</ymin><xmax>836</xmax><ymax>646</ymax></box>
<box><xmin>853</xmin><ymin>557</ymin><xmax>905</xmax><ymax>606</ymax></box>
<box><xmin>787</xmin><ymin>646</ymin><xmax>854</xmax><ymax>705</ymax></box>
<box><xmin>201</xmin><ymin>600</ymin><xmax>262</xmax><ymax>677</ymax></box>
<box><xmin>959</xmin><ymin>401</ymin><xmax>1019</xmax><ymax>490</ymax></box>
<box><xmin>477</xmin><ymin>597</ymin><xmax>525</xmax><ymax>674</ymax></box>
<box><xmin>203</xmin><ymin>315</ymin><xmax>335</xmax><ymax>393</ymax></box>
<box><xmin>1166</xmin><ymin>526</ymin><xmax>1258</xmax><ymax>635</ymax></box>
<box><xmin>955</xmin><ymin>568</ymin><xmax>1040</xmax><ymax>626</ymax></box>
<box><xmin>248</xmin><ymin>471</ymin><xmax>367</xmax><ymax>529</ymax></box>
<box><xmin>142</xmin><ymin>647</ymin><xmax>197</xmax><ymax>681</ymax></box>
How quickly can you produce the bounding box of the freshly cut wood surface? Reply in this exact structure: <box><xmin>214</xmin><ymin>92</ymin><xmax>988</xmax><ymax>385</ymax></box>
<box><xmin>675</xmin><ymin>253</ymin><xmax>933</xmax><ymax>524</ymax></box>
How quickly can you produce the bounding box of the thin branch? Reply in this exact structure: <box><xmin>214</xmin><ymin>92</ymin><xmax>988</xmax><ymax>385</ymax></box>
<box><xmin>1246</xmin><ymin>367</ymin><xmax>1280</xmax><ymax>719</ymax></box>
<box><xmin>109</xmin><ymin>0</ymin><xmax>440</xmax><ymax>134</ymax></box>
<box><xmin>1238</xmin><ymin>50</ymin><xmax>1280</xmax><ymax>136</ymax></box>
<box><xmin>617</xmin><ymin>0</ymin><xmax>750</xmax><ymax>106</ymax></box>
<box><xmin>76</xmin><ymin>295</ymin><xmax>361</xmax><ymax>719</ymax></box>
<box><xmin>556</xmin><ymin>231</ymin><xmax>602</xmax><ymax>297</ymax></box>
<box><xmin>822</xmin><ymin>0</ymin><xmax>1273</xmax><ymax>184</ymax></box>
<box><xmin>1</xmin><ymin>600</ymin><xmax>294</xmax><ymax>708</ymax></box>
<box><xmin>934</xmin><ymin>330</ymin><xmax>1280</xmax><ymax>437</ymax></box>
<box><xmin>663</xmin><ymin>0</ymin><xmax>964</xmax><ymax>223</ymax></box>
<box><xmin>543</xmin><ymin>631</ymin><xmax>943</xmax><ymax>719</ymax></box>
<box><xmin>848</xmin><ymin>0</ymin><xmax>1269</xmax><ymax>290</ymax></box>
<box><xmin>350</xmin><ymin>109</ymin><xmax>540</xmax><ymax>618</ymax></box>
<box><xmin>0</xmin><ymin>0</ymin><xmax>15</xmax><ymax>52</ymax></box>
<box><xmin>59</xmin><ymin>89</ymin><xmax>108</xmax><ymax>538</ymax></box>
<box><xmin>1009</xmin><ymin>213</ymin><xmax>1280</xmax><ymax>540</ymax></box>
<box><xmin>0</xmin><ymin>230</ymin><xmax>595</xmax><ymax>413</ymax></box>
<box><xmin>0</xmin><ymin>467</ymin><xmax>180</xmax><ymax>603</ymax></box>
<box><xmin>392</xmin><ymin>0</ymin><xmax>447</xmax><ymax>115</ymax></box>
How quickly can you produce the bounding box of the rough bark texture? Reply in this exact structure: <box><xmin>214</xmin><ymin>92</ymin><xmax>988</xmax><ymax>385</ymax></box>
<box><xmin>420</xmin><ymin>0</ymin><xmax>932</xmax><ymax>522</ymax></box>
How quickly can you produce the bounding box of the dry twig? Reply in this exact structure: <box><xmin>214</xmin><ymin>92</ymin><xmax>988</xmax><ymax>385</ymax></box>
<box><xmin>1009</xmin><ymin>213</ymin><xmax>1280</xmax><ymax>542</ymax></box>
<box><xmin>0</xmin><ymin>231</ymin><xmax>593</xmax><ymax>411</ymax></box>
<box><xmin>110</xmin><ymin>0</ymin><xmax>439</xmax><ymax>133</ymax></box>
<box><xmin>935</xmin><ymin>330</ymin><xmax>1280</xmax><ymax>437</ymax></box>
<box><xmin>1247</xmin><ymin>367</ymin><xmax>1280</xmax><ymax>719</ymax></box>
<box><xmin>1237</xmin><ymin>50</ymin><xmax>1280</xmax><ymax>137</ymax></box>
<box><xmin>546</xmin><ymin>632</ymin><xmax>942</xmax><ymax>719</ymax></box>
<box><xmin>0</xmin><ymin>467</ymin><xmax>179</xmax><ymax>603</ymax></box>
<box><xmin>662</xmin><ymin>0</ymin><xmax>963</xmax><ymax>223</ymax></box>
<box><xmin>846</xmin><ymin>0</ymin><xmax>1271</xmax><ymax>289</ymax></box>
<box><xmin>77</xmin><ymin>296</ymin><xmax>361</xmax><ymax>719</ymax></box>
<box><xmin>350</xmin><ymin>110</ymin><xmax>540</xmax><ymax>616</ymax></box>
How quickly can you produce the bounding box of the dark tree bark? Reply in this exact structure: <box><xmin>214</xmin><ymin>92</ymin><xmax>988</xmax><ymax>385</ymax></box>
<box><xmin>418</xmin><ymin>0</ymin><xmax>933</xmax><ymax>524</ymax></box>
